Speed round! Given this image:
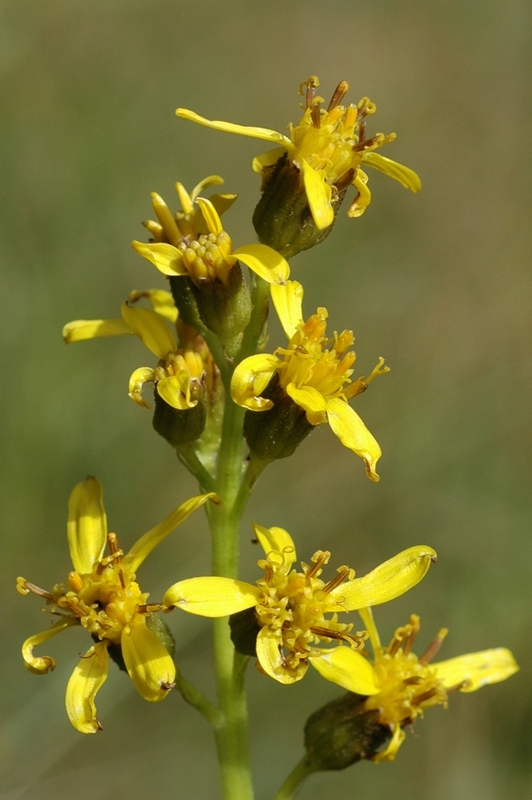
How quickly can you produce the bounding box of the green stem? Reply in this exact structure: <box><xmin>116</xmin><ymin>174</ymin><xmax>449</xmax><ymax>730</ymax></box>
<box><xmin>272</xmin><ymin>757</ymin><xmax>315</xmax><ymax>800</ymax></box>
<box><xmin>174</xmin><ymin>672</ymin><xmax>222</xmax><ymax>727</ymax></box>
<box><xmin>176</xmin><ymin>445</ymin><xmax>216</xmax><ymax>493</ymax></box>
<box><xmin>239</xmin><ymin>275</ymin><xmax>270</xmax><ymax>361</ymax></box>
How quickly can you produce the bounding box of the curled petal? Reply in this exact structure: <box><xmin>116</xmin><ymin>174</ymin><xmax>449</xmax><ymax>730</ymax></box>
<box><xmin>121</xmin><ymin>304</ymin><xmax>177</xmax><ymax>359</ymax></box>
<box><xmin>189</xmin><ymin>174</ymin><xmax>225</xmax><ymax>203</ymax></box>
<box><xmin>157</xmin><ymin>374</ymin><xmax>197</xmax><ymax>410</ymax></box>
<box><xmin>164</xmin><ymin>577</ymin><xmax>260</xmax><ymax>616</ymax></box>
<box><xmin>373</xmin><ymin>724</ymin><xmax>406</xmax><ymax>763</ymax></box>
<box><xmin>129</xmin><ymin>289</ymin><xmax>178</xmax><ymax>324</ymax></box>
<box><xmin>362</xmin><ymin>151</ymin><xmax>422</xmax><ymax>192</ymax></box>
<box><xmin>195</xmin><ymin>197</ymin><xmax>223</xmax><ymax>236</ymax></box>
<box><xmin>311</xmin><ymin>647</ymin><xmax>380</xmax><ymax>695</ymax></box>
<box><xmin>22</xmin><ymin>619</ymin><xmax>77</xmax><ymax>674</ymax></box>
<box><xmin>65</xmin><ymin>642</ymin><xmax>109</xmax><ymax>733</ymax></box>
<box><xmin>347</xmin><ymin>170</ymin><xmax>371</xmax><ymax>218</ymax></box>
<box><xmin>176</xmin><ymin>108</ymin><xmax>294</xmax><ymax>152</ymax></box>
<box><xmin>62</xmin><ymin>318</ymin><xmax>132</xmax><ymax>344</ymax></box>
<box><xmin>131</xmin><ymin>241</ymin><xmax>188</xmax><ymax>277</ymax></box>
<box><xmin>287</xmin><ymin>384</ymin><xmax>327</xmax><ymax>426</ymax></box>
<box><xmin>301</xmin><ymin>159</ymin><xmax>333</xmax><ymax>230</ymax></box>
<box><xmin>326</xmin><ymin>397</ymin><xmax>381</xmax><ymax>481</ymax></box>
<box><xmin>230</xmin><ymin>354</ymin><xmax>279</xmax><ymax>410</ymax></box>
<box><xmin>252</xmin><ymin>523</ymin><xmax>297</xmax><ymax>569</ymax></box>
<box><xmin>125</xmin><ymin>493</ymin><xmax>218</xmax><ymax>573</ymax></box>
<box><xmin>256</xmin><ymin>627</ymin><xmax>307</xmax><ymax>684</ymax></box>
<box><xmin>207</xmin><ymin>192</ymin><xmax>238</xmax><ymax>219</ymax></box>
<box><xmin>121</xmin><ymin>617</ymin><xmax>176</xmax><ymax>702</ymax></box>
<box><xmin>330</xmin><ymin>546</ymin><xmax>437</xmax><ymax>611</ymax></box>
<box><xmin>233</xmin><ymin>243</ymin><xmax>290</xmax><ymax>285</ymax></box>
<box><xmin>128</xmin><ymin>367</ymin><xmax>156</xmax><ymax>408</ymax></box>
<box><xmin>67</xmin><ymin>477</ymin><xmax>107</xmax><ymax>574</ymax></box>
<box><xmin>252</xmin><ymin>146</ymin><xmax>287</xmax><ymax>175</ymax></box>
<box><xmin>270</xmin><ymin>280</ymin><xmax>304</xmax><ymax>340</ymax></box>
<box><xmin>434</xmin><ymin>648</ymin><xmax>519</xmax><ymax>693</ymax></box>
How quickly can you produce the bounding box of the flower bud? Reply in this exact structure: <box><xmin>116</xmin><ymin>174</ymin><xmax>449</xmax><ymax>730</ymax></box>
<box><xmin>152</xmin><ymin>386</ymin><xmax>206</xmax><ymax>447</ymax></box>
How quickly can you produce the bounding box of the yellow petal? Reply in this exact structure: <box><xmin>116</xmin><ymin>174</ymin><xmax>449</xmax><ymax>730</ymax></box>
<box><xmin>326</xmin><ymin>397</ymin><xmax>382</xmax><ymax>481</ymax></box>
<box><xmin>67</xmin><ymin>477</ymin><xmax>107</xmax><ymax>574</ymax></box>
<box><xmin>121</xmin><ymin>617</ymin><xmax>176</xmax><ymax>702</ymax></box>
<box><xmin>125</xmin><ymin>493</ymin><xmax>218</xmax><ymax>573</ymax></box>
<box><xmin>252</xmin><ymin>146</ymin><xmax>287</xmax><ymax>175</ymax></box>
<box><xmin>121</xmin><ymin>303</ymin><xmax>177</xmax><ymax>359</ymax></box>
<box><xmin>330</xmin><ymin>546</ymin><xmax>437</xmax><ymax>611</ymax></box>
<box><xmin>65</xmin><ymin>642</ymin><xmax>109</xmax><ymax>733</ymax></box>
<box><xmin>434</xmin><ymin>648</ymin><xmax>519</xmax><ymax>693</ymax></box>
<box><xmin>270</xmin><ymin>280</ymin><xmax>304</xmax><ymax>340</ymax></box>
<box><xmin>301</xmin><ymin>159</ymin><xmax>333</xmax><ymax>230</ymax></box>
<box><xmin>373</xmin><ymin>724</ymin><xmax>405</xmax><ymax>763</ymax></box>
<box><xmin>164</xmin><ymin>577</ymin><xmax>261</xmax><ymax>616</ymax></box>
<box><xmin>252</xmin><ymin>522</ymin><xmax>297</xmax><ymax>569</ymax></box>
<box><xmin>362</xmin><ymin>151</ymin><xmax>422</xmax><ymax>192</ymax></box>
<box><xmin>208</xmin><ymin>192</ymin><xmax>238</xmax><ymax>218</ymax></box>
<box><xmin>189</xmin><ymin>174</ymin><xmax>225</xmax><ymax>202</ymax></box>
<box><xmin>230</xmin><ymin>354</ymin><xmax>279</xmax><ymax>410</ymax></box>
<box><xmin>128</xmin><ymin>367</ymin><xmax>156</xmax><ymax>409</ymax></box>
<box><xmin>310</xmin><ymin>647</ymin><xmax>380</xmax><ymax>694</ymax></box>
<box><xmin>256</xmin><ymin>626</ymin><xmax>307</xmax><ymax>684</ymax></box>
<box><xmin>195</xmin><ymin>197</ymin><xmax>223</xmax><ymax>236</ymax></box>
<box><xmin>129</xmin><ymin>288</ymin><xmax>178</xmax><ymax>323</ymax></box>
<box><xmin>157</xmin><ymin>375</ymin><xmax>196</xmax><ymax>410</ymax></box>
<box><xmin>287</xmin><ymin>384</ymin><xmax>327</xmax><ymax>426</ymax></box>
<box><xmin>233</xmin><ymin>243</ymin><xmax>290</xmax><ymax>285</ymax></box>
<box><xmin>62</xmin><ymin>318</ymin><xmax>132</xmax><ymax>344</ymax></box>
<box><xmin>22</xmin><ymin>619</ymin><xmax>76</xmax><ymax>674</ymax></box>
<box><xmin>131</xmin><ymin>241</ymin><xmax>187</xmax><ymax>277</ymax></box>
<box><xmin>347</xmin><ymin>170</ymin><xmax>372</xmax><ymax>218</ymax></box>
<box><xmin>176</xmin><ymin>108</ymin><xmax>294</xmax><ymax>151</ymax></box>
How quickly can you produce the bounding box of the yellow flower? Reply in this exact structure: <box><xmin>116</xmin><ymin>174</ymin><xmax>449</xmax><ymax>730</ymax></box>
<box><xmin>131</xmin><ymin>178</ymin><xmax>289</xmax><ymax>286</ymax></box>
<box><xmin>163</xmin><ymin>523</ymin><xmax>436</xmax><ymax>690</ymax></box>
<box><xmin>176</xmin><ymin>76</ymin><xmax>420</xmax><ymax>232</ymax></box>
<box><xmin>231</xmin><ymin>280</ymin><xmax>388</xmax><ymax>479</ymax></box>
<box><xmin>63</xmin><ymin>290</ymin><xmax>208</xmax><ymax>411</ymax></box>
<box><xmin>353</xmin><ymin>607</ymin><xmax>519</xmax><ymax>762</ymax></box>
<box><xmin>17</xmin><ymin>477</ymin><xmax>217</xmax><ymax>733</ymax></box>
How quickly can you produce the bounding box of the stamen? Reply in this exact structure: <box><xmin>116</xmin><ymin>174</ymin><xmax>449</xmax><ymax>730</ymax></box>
<box><xmin>311</xmin><ymin>103</ymin><xmax>321</xmax><ymax>129</ymax></box>
<box><xmin>327</xmin><ymin>81</ymin><xmax>349</xmax><ymax>112</ymax></box>
<box><xmin>322</xmin><ymin>567</ymin><xmax>351</xmax><ymax>594</ymax></box>
<box><xmin>17</xmin><ymin>578</ymin><xmax>54</xmax><ymax>600</ymax></box>
<box><xmin>305</xmin><ymin>551</ymin><xmax>329</xmax><ymax>581</ymax></box>
<box><xmin>412</xmin><ymin>687</ymin><xmax>439</xmax><ymax>706</ymax></box>
<box><xmin>107</xmin><ymin>532</ymin><xmax>121</xmax><ymax>556</ymax></box>
<box><xmin>304</xmin><ymin>76</ymin><xmax>319</xmax><ymax>109</ymax></box>
<box><xmin>137</xmin><ymin>602</ymin><xmax>165</xmax><ymax>614</ymax></box>
<box><xmin>419</xmin><ymin>628</ymin><xmax>448</xmax><ymax>665</ymax></box>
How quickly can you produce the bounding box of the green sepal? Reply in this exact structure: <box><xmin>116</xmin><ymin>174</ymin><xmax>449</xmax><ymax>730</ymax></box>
<box><xmin>192</xmin><ymin>263</ymin><xmax>251</xmax><ymax>350</ymax></box>
<box><xmin>152</xmin><ymin>389</ymin><xmax>206</xmax><ymax>446</ymax></box>
<box><xmin>229</xmin><ymin>607</ymin><xmax>260</xmax><ymax>657</ymax></box>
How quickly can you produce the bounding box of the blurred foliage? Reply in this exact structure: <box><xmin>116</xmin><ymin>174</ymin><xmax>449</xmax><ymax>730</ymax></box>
<box><xmin>1</xmin><ymin>1</ymin><xmax>531</xmax><ymax>798</ymax></box>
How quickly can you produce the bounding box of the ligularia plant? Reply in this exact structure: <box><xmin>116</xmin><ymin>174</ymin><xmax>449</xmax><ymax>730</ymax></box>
<box><xmin>18</xmin><ymin>77</ymin><xmax>517</xmax><ymax>799</ymax></box>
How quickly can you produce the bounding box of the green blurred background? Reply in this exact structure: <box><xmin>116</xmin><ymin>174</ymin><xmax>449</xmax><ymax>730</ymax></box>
<box><xmin>1</xmin><ymin>1</ymin><xmax>531</xmax><ymax>797</ymax></box>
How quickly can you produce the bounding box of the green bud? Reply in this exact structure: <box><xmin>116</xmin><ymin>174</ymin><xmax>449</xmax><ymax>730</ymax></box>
<box><xmin>243</xmin><ymin>374</ymin><xmax>313</xmax><ymax>461</ymax></box>
<box><xmin>193</xmin><ymin>263</ymin><xmax>251</xmax><ymax>349</ymax></box>
<box><xmin>152</xmin><ymin>388</ymin><xmax>206</xmax><ymax>447</ymax></box>
<box><xmin>304</xmin><ymin>692</ymin><xmax>391</xmax><ymax>771</ymax></box>
<box><xmin>168</xmin><ymin>275</ymin><xmax>203</xmax><ymax>330</ymax></box>
<box><xmin>229</xmin><ymin>607</ymin><xmax>260</xmax><ymax>657</ymax></box>
<box><xmin>252</xmin><ymin>153</ymin><xmax>350</xmax><ymax>259</ymax></box>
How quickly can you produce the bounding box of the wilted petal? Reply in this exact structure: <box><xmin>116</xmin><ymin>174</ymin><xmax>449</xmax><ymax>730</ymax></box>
<box><xmin>301</xmin><ymin>159</ymin><xmax>333</xmax><ymax>230</ymax></box>
<box><xmin>256</xmin><ymin>627</ymin><xmax>307</xmax><ymax>684</ymax></box>
<box><xmin>252</xmin><ymin>522</ymin><xmax>297</xmax><ymax>568</ymax></box>
<box><xmin>128</xmin><ymin>367</ymin><xmax>156</xmax><ymax>408</ymax></box>
<box><xmin>230</xmin><ymin>354</ymin><xmax>279</xmax><ymax>410</ymax></box>
<box><xmin>362</xmin><ymin>151</ymin><xmax>422</xmax><ymax>192</ymax></box>
<box><xmin>65</xmin><ymin>642</ymin><xmax>109</xmax><ymax>733</ymax></box>
<box><xmin>434</xmin><ymin>648</ymin><xmax>519</xmax><ymax>693</ymax></box>
<box><xmin>22</xmin><ymin>619</ymin><xmax>76</xmax><ymax>674</ymax></box>
<box><xmin>125</xmin><ymin>493</ymin><xmax>218</xmax><ymax>573</ymax></box>
<box><xmin>326</xmin><ymin>397</ymin><xmax>381</xmax><ymax>481</ymax></box>
<box><xmin>311</xmin><ymin>647</ymin><xmax>380</xmax><ymax>695</ymax></box>
<box><xmin>121</xmin><ymin>617</ymin><xmax>175</xmax><ymax>702</ymax></box>
<box><xmin>330</xmin><ymin>546</ymin><xmax>437</xmax><ymax>611</ymax></box>
<box><xmin>164</xmin><ymin>577</ymin><xmax>260</xmax><ymax>616</ymax></box>
<box><xmin>62</xmin><ymin>318</ymin><xmax>132</xmax><ymax>344</ymax></box>
<box><xmin>270</xmin><ymin>280</ymin><xmax>304</xmax><ymax>340</ymax></box>
<box><xmin>131</xmin><ymin>241</ymin><xmax>188</xmax><ymax>277</ymax></box>
<box><xmin>121</xmin><ymin>304</ymin><xmax>177</xmax><ymax>359</ymax></box>
<box><xmin>67</xmin><ymin>477</ymin><xmax>107</xmax><ymax>574</ymax></box>
<box><xmin>287</xmin><ymin>383</ymin><xmax>327</xmax><ymax>425</ymax></box>
<box><xmin>233</xmin><ymin>243</ymin><xmax>290</xmax><ymax>285</ymax></box>
<box><xmin>176</xmin><ymin>108</ymin><xmax>294</xmax><ymax>151</ymax></box>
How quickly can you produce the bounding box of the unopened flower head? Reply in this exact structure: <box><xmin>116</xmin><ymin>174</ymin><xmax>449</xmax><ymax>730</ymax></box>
<box><xmin>17</xmin><ymin>477</ymin><xmax>217</xmax><ymax>733</ymax></box>
<box><xmin>231</xmin><ymin>280</ymin><xmax>389</xmax><ymax>479</ymax></box>
<box><xmin>176</xmin><ymin>77</ymin><xmax>421</xmax><ymax>257</ymax></box>
<box><xmin>357</xmin><ymin>607</ymin><xmax>519</xmax><ymax>762</ymax></box>
<box><xmin>163</xmin><ymin>523</ymin><xmax>436</xmax><ymax>691</ymax></box>
<box><xmin>131</xmin><ymin>177</ymin><xmax>289</xmax><ymax>287</ymax></box>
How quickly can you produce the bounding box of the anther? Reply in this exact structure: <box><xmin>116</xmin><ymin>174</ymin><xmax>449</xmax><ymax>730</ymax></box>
<box><xmin>17</xmin><ymin>578</ymin><xmax>54</xmax><ymax>600</ymax></box>
<box><xmin>323</xmin><ymin>567</ymin><xmax>351</xmax><ymax>594</ymax></box>
<box><xmin>327</xmin><ymin>81</ymin><xmax>349</xmax><ymax>112</ymax></box>
<box><xmin>419</xmin><ymin>628</ymin><xmax>448</xmax><ymax>665</ymax></box>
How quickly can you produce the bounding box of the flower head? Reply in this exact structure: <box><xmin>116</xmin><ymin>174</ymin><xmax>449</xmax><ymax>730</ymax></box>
<box><xmin>163</xmin><ymin>523</ymin><xmax>436</xmax><ymax>691</ymax></box>
<box><xmin>131</xmin><ymin>177</ymin><xmax>289</xmax><ymax>286</ymax></box>
<box><xmin>18</xmin><ymin>477</ymin><xmax>217</xmax><ymax>733</ymax></box>
<box><xmin>176</xmin><ymin>77</ymin><xmax>420</xmax><ymax>241</ymax></box>
<box><xmin>355</xmin><ymin>607</ymin><xmax>519</xmax><ymax>761</ymax></box>
<box><xmin>231</xmin><ymin>280</ymin><xmax>388</xmax><ymax>479</ymax></box>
